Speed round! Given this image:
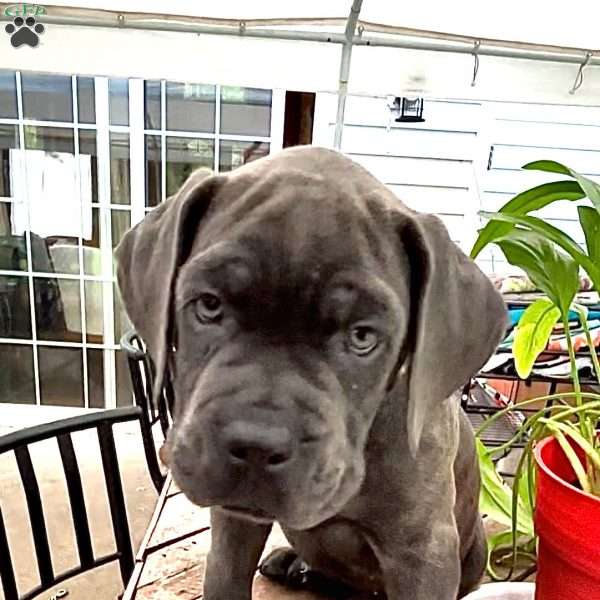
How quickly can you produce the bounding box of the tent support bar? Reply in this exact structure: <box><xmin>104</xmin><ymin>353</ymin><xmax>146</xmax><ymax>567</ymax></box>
<box><xmin>333</xmin><ymin>0</ymin><xmax>363</xmax><ymax>150</ymax></box>
<box><xmin>5</xmin><ymin>4</ymin><xmax>599</xmax><ymax>67</ymax></box>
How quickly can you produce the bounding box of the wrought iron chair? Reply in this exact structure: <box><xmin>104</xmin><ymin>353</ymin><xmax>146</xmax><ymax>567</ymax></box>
<box><xmin>0</xmin><ymin>407</ymin><xmax>147</xmax><ymax>600</ymax></box>
<box><xmin>0</xmin><ymin>331</ymin><xmax>174</xmax><ymax>600</ymax></box>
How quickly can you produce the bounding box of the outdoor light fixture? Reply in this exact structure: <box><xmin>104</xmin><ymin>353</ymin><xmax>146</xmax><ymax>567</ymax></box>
<box><xmin>388</xmin><ymin>96</ymin><xmax>425</xmax><ymax>123</ymax></box>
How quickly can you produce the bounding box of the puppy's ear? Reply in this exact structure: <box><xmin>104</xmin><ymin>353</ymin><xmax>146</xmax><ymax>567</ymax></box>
<box><xmin>400</xmin><ymin>213</ymin><xmax>507</xmax><ymax>456</ymax></box>
<box><xmin>115</xmin><ymin>168</ymin><xmax>222</xmax><ymax>401</ymax></box>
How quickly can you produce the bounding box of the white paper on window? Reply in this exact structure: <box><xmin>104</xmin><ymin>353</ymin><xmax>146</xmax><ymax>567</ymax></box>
<box><xmin>9</xmin><ymin>149</ymin><xmax>93</xmax><ymax>240</ymax></box>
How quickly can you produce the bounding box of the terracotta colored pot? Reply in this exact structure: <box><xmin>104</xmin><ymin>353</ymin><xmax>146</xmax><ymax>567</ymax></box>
<box><xmin>534</xmin><ymin>436</ymin><xmax>600</xmax><ymax>599</ymax></box>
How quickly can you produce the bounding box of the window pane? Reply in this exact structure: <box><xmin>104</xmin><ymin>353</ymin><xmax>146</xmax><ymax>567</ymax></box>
<box><xmin>79</xmin><ymin>129</ymin><xmax>98</xmax><ymax>204</ymax></box>
<box><xmin>34</xmin><ymin>277</ymin><xmax>82</xmax><ymax>343</ymax></box>
<box><xmin>110</xmin><ymin>132</ymin><xmax>130</xmax><ymax>205</ymax></box>
<box><xmin>219</xmin><ymin>140</ymin><xmax>269</xmax><ymax>173</ymax></box>
<box><xmin>111</xmin><ymin>210</ymin><xmax>130</xmax><ymax>250</ymax></box>
<box><xmin>0</xmin><ymin>124</ymin><xmax>20</xmax><ymax>197</ymax></box>
<box><xmin>0</xmin><ymin>203</ymin><xmax>28</xmax><ymax>271</ymax></box>
<box><xmin>85</xmin><ymin>280</ymin><xmax>104</xmax><ymax>344</ymax></box>
<box><xmin>144</xmin><ymin>80</ymin><xmax>161</xmax><ymax>130</ymax></box>
<box><xmin>145</xmin><ymin>134</ymin><xmax>161</xmax><ymax>207</ymax></box>
<box><xmin>77</xmin><ymin>77</ymin><xmax>96</xmax><ymax>124</ymax></box>
<box><xmin>24</xmin><ymin>125</ymin><xmax>74</xmax><ymax>153</ymax></box>
<box><xmin>114</xmin><ymin>283</ymin><xmax>131</xmax><ymax>344</ymax></box>
<box><xmin>166</xmin><ymin>82</ymin><xmax>215</xmax><ymax>133</ymax></box>
<box><xmin>220</xmin><ymin>87</ymin><xmax>272</xmax><ymax>137</ymax></box>
<box><xmin>115</xmin><ymin>348</ymin><xmax>133</xmax><ymax>407</ymax></box>
<box><xmin>166</xmin><ymin>136</ymin><xmax>214</xmax><ymax>197</ymax></box>
<box><xmin>88</xmin><ymin>348</ymin><xmax>104</xmax><ymax>409</ymax></box>
<box><xmin>0</xmin><ymin>274</ymin><xmax>31</xmax><ymax>339</ymax></box>
<box><xmin>21</xmin><ymin>73</ymin><xmax>73</xmax><ymax>122</ymax></box>
<box><xmin>0</xmin><ymin>344</ymin><xmax>35</xmax><ymax>404</ymax></box>
<box><xmin>0</xmin><ymin>71</ymin><xmax>17</xmax><ymax>119</ymax></box>
<box><xmin>109</xmin><ymin>78</ymin><xmax>129</xmax><ymax>126</ymax></box>
<box><xmin>83</xmin><ymin>207</ymin><xmax>101</xmax><ymax>277</ymax></box>
<box><xmin>38</xmin><ymin>346</ymin><xmax>84</xmax><ymax>407</ymax></box>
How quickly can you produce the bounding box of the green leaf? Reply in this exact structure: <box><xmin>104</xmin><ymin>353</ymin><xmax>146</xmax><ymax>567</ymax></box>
<box><xmin>513</xmin><ymin>298</ymin><xmax>561</xmax><ymax>378</ymax></box>
<box><xmin>494</xmin><ymin>228</ymin><xmax>579</xmax><ymax>315</ymax></box>
<box><xmin>524</xmin><ymin>160</ymin><xmax>600</xmax><ymax>214</ymax></box>
<box><xmin>481</xmin><ymin>211</ymin><xmax>600</xmax><ymax>297</ymax></box>
<box><xmin>578</xmin><ymin>206</ymin><xmax>600</xmax><ymax>278</ymax></box>
<box><xmin>470</xmin><ymin>180</ymin><xmax>585</xmax><ymax>258</ymax></box>
<box><xmin>476</xmin><ymin>439</ymin><xmax>534</xmax><ymax>535</ymax></box>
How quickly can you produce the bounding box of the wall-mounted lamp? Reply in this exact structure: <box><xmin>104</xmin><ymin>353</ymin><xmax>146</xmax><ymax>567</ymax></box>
<box><xmin>388</xmin><ymin>96</ymin><xmax>425</xmax><ymax>123</ymax></box>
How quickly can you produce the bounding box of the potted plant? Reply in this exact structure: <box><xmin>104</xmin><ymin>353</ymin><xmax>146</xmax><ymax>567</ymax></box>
<box><xmin>470</xmin><ymin>161</ymin><xmax>600</xmax><ymax>598</ymax></box>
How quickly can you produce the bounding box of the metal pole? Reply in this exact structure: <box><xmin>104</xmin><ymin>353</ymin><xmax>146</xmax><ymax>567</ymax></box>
<box><xmin>3</xmin><ymin>4</ymin><xmax>599</xmax><ymax>68</ymax></box>
<box><xmin>333</xmin><ymin>0</ymin><xmax>363</xmax><ymax>150</ymax></box>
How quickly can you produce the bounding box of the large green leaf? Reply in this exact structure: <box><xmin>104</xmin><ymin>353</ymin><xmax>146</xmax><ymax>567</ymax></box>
<box><xmin>494</xmin><ymin>229</ymin><xmax>579</xmax><ymax>314</ymax></box>
<box><xmin>524</xmin><ymin>160</ymin><xmax>600</xmax><ymax>215</ymax></box>
<box><xmin>470</xmin><ymin>180</ymin><xmax>585</xmax><ymax>258</ymax></box>
<box><xmin>578</xmin><ymin>206</ymin><xmax>600</xmax><ymax>276</ymax></box>
<box><xmin>513</xmin><ymin>298</ymin><xmax>561</xmax><ymax>378</ymax></box>
<box><xmin>480</xmin><ymin>211</ymin><xmax>600</xmax><ymax>292</ymax></box>
<box><xmin>476</xmin><ymin>439</ymin><xmax>534</xmax><ymax>535</ymax></box>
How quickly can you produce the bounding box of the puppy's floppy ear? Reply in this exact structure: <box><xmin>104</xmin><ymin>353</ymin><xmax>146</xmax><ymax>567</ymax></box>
<box><xmin>115</xmin><ymin>168</ymin><xmax>222</xmax><ymax>401</ymax></box>
<box><xmin>400</xmin><ymin>213</ymin><xmax>508</xmax><ymax>456</ymax></box>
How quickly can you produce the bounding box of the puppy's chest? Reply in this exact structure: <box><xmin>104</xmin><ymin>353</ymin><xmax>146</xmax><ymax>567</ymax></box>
<box><xmin>283</xmin><ymin>519</ymin><xmax>382</xmax><ymax>591</ymax></box>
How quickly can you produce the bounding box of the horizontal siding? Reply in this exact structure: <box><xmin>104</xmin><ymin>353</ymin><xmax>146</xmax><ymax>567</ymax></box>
<box><xmin>341</xmin><ymin>125</ymin><xmax>477</xmax><ymax>161</ymax></box>
<box><xmin>349</xmin><ymin>154</ymin><xmax>473</xmax><ymax>188</ymax></box>
<box><xmin>313</xmin><ymin>92</ymin><xmax>600</xmax><ymax>275</ymax></box>
<box><xmin>493</xmin><ymin>120</ymin><xmax>600</xmax><ymax>152</ymax></box>
<box><xmin>491</xmin><ymin>145</ymin><xmax>600</xmax><ymax>175</ymax></box>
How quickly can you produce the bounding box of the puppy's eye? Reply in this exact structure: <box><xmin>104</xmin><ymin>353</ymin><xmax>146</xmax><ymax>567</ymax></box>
<box><xmin>195</xmin><ymin>293</ymin><xmax>223</xmax><ymax>323</ymax></box>
<box><xmin>348</xmin><ymin>325</ymin><xmax>378</xmax><ymax>356</ymax></box>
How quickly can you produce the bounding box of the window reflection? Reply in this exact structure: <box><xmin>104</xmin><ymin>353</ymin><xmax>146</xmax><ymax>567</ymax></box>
<box><xmin>34</xmin><ymin>276</ymin><xmax>81</xmax><ymax>343</ymax></box>
<box><xmin>221</xmin><ymin>87</ymin><xmax>272</xmax><ymax>137</ymax></box>
<box><xmin>85</xmin><ymin>280</ymin><xmax>104</xmax><ymax>344</ymax></box>
<box><xmin>0</xmin><ymin>274</ymin><xmax>30</xmax><ymax>338</ymax></box>
<box><xmin>219</xmin><ymin>140</ymin><xmax>270</xmax><ymax>172</ymax></box>
<box><xmin>38</xmin><ymin>346</ymin><xmax>84</xmax><ymax>407</ymax></box>
<box><xmin>21</xmin><ymin>72</ymin><xmax>73</xmax><ymax>122</ymax></box>
<box><xmin>0</xmin><ymin>203</ymin><xmax>27</xmax><ymax>272</ymax></box>
<box><xmin>145</xmin><ymin>134</ymin><xmax>161</xmax><ymax>207</ymax></box>
<box><xmin>166</xmin><ymin>136</ymin><xmax>214</xmax><ymax>196</ymax></box>
<box><xmin>77</xmin><ymin>77</ymin><xmax>96</xmax><ymax>124</ymax></box>
<box><xmin>144</xmin><ymin>80</ymin><xmax>161</xmax><ymax>130</ymax></box>
<box><xmin>109</xmin><ymin>78</ymin><xmax>129</xmax><ymax>126</ymax></box>
<box><xmin>0</xmin><ymin>344</ymin><xmax>35</xmax><ymax>404</ymax></box>
<box><xmin>166</xmin><ymin>82</ymin><xmax>215</xmax><ymax>132</ymax></box>
<box><xmin>0</xmin><ymin>124</ymin><xmax>20</xmax><ymax>197</ymax></box>
<box><xmin>88</xmin><ymin>348</ymin><xmax>104</xmax><ymax>408</ymax></box>
<box><xmin>0</xmin><ymin>70</ymin><xmax>17</xmax><ymax>119</ymax></box>
<box><xmin>110</xmin><ymin>132</ymin><xmax>130</xmax><ymax>205</ymax></box>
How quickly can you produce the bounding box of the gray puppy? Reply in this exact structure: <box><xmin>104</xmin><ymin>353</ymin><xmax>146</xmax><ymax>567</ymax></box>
<box><xmin>116</xmin><ymin>146</ymin><xmax>507</xmax><ymax>600</ymax></box>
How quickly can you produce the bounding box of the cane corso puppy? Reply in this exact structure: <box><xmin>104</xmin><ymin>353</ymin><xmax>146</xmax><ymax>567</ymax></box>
<box><xmin>116</xmin><ymin>146</ymin><xmax>507</xmax><ymax>600</ymax></box>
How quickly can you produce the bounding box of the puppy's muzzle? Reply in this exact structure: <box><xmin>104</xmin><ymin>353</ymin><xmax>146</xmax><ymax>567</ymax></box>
<box><xmin>221</xmin><ymin>420</ymin><xmax>294</xmax><ymax>471</ymax></box>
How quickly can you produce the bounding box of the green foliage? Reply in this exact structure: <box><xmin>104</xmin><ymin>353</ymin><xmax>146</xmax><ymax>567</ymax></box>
<box><xmin>472</xmin><ymin>160</ymin><xmax>600</xmax><ymax>578</ymax></box>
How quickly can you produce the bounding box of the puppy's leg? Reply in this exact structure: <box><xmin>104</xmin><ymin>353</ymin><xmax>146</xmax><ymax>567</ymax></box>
<box><xmin>203</xmin><ymin>508</ymin><xmax>271</xmax><ymax>600</ymax></box>
<box><xmin>373</xmin><ymin>519</ymin><xmax>461</xmax><ymax>600</ymax></box>
<box><xmin>458</xmin><ymin>518</ymin><xmax>486</xmax><ymax>598</ymax></box>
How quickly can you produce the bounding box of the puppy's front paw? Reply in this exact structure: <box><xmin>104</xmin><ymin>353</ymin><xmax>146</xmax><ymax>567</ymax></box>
<box><xmin>259</xmin><ymin>547</ymin><xmax>356</xmax><ymax>598</ymax></box>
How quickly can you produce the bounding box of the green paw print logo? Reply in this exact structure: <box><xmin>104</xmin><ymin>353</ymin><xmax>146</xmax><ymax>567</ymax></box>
<box><xmin>5</xmin><ymin>15</ymin><xmax>45</xmax><ymax>47</ymax></box>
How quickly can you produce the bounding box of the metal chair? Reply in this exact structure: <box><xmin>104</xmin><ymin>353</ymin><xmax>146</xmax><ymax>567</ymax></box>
<box><xmin>120</xmin><ymin>330</ymin><xmax>172</xmax><ymax>493</ymax></box>
<box><xmin>0</xmin><ymin>407</ymin><xmax>147</xmax><ymax>600</ymax></box>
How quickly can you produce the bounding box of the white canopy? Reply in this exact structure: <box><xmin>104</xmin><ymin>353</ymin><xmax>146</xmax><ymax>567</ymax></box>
<box><xmin>2</xmin><ymin>0</ymin><xmax>600</xmax><ymax>109</ymax></box>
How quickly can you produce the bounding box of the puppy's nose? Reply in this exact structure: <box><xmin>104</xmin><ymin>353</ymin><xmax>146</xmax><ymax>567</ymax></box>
<box><xmin>223</xmin><ymin>421</ymin><xmax>293</xmax><ymax>470</ymax></box>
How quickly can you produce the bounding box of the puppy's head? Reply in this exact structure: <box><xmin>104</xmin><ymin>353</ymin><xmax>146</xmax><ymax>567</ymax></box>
<box><xmin>116</xmin><ymin>147</ymin><xmax>506</xmax><ymax>529</ymax></box>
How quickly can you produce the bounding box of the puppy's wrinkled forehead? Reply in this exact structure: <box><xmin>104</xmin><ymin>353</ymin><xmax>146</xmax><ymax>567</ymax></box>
<box><xmin>178</xmin><ymin>166</ymin><xmax>406</xmax><ymax>326</ymax></box>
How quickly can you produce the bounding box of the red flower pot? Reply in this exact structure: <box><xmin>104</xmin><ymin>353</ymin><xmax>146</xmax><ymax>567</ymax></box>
<box><xmin>534</xmin><ymin>436</ymin><xmax>600</xmax><ymax>599</ymax></box>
